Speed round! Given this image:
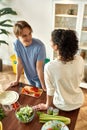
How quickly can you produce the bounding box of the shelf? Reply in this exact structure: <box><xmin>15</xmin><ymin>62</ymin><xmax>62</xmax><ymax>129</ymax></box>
<box><xmin>54</xmin><ymin>26</ymin><xmax>75</xmax><ymax>30</ymax></box>
<box><xmin>55</xmin><ymin>14</ymin><xmax>77</xmax><ymax>18</ymax></box>
<box><xmin>81</xmin><ymin>30</ymin><xmax>87</xmax><ymax>33</ymax></box>
<box><xmin>79</xmin><ymin>46</ymin><xmax>87</xmax><ymax>50</ymax></box>
<box><xmin>83</xmin><ymin>16</ymin><xmax>87</xmax><ymax>19</ymax></box>
<box><xmin>54</xmin><ymin>27</ymin><xmax>68</xmax><ymax>29</ymax></box>
<box><xmin>53</xmin><ymin>1</ymin><xmax>87</xmax><ymax>60</ymax></box>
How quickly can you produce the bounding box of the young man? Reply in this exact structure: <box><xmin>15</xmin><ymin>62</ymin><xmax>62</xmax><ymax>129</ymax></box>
<box><xmin>10</xmin><ymin>21</ymin><xmax>46</xmax><ymax>91</ymax></box>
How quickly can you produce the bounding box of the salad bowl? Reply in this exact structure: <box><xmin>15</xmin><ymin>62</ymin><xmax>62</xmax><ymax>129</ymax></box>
<box><xmin>15</xmin><ymin>105</ymin><xmax>35</xmax><ymax>123</ymax></box>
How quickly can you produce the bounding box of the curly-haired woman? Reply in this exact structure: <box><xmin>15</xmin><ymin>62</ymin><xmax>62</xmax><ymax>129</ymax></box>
<box><xmin>34</xmin><ymin>29</ymin><xmax>84</xmax><ymax>111</ymax></box>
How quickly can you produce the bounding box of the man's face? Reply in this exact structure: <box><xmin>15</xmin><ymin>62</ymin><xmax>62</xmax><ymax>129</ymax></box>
<box><xmin>18</xmin><ymin>27</ymin><xmax>32</xmax><ymax>47</ymax></box>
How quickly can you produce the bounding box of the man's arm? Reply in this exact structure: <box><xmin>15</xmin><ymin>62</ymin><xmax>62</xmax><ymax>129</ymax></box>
<box><xmin>36</xmin><ymin>60</ymin><xmax>46</xmax><ymax>91</ymax></box>
<box><xmin>16</xmin><ymin>57</ymin><xmax>23</xmax><ymax>83</ymax></box>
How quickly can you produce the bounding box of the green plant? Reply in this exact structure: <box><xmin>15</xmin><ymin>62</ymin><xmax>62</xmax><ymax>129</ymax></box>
<box><xmin>0</xmin><ymin>7</ymin><xmax>17</xmax><ymax>45</ymax></box>
<box><xmin>0</xmin><ymin>107</ymin><xmax>5</xmax><ymax>120</ymax></box>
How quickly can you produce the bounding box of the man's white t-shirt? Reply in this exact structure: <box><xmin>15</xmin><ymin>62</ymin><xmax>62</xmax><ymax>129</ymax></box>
<box><xmin>44</xmin><ymin>55</ymin><xmax>84</xmax><ymax>111</ymax></box>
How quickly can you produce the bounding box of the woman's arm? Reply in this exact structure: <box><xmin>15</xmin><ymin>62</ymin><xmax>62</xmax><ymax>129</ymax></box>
<box><xmin>33</xmin><ymin>63</ymin><xmax>54</xmax><ymax>110</ymax></box>
<box><xmin>33</xmin><ymin>95</ymin><xmax>53</xmax><ymax>110</ymax></box>
<box><xmin>46</xmin><ymin>95</ymin><xmax>53</xmax><ymax>107</ymax></box>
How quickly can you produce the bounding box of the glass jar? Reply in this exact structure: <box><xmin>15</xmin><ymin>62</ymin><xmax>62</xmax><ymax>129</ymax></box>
<box><xmin>47</xmin><ymin>107</ymin><xmax>53</xmax><ymax>115</ymax></box>
<box><xmin>53</xmin><ymin>108</ymin><xmax>59</xmax><ymax>116</ymax></box>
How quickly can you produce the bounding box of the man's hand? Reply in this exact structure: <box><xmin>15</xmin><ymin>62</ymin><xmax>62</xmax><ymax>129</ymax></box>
<box><xmin>9</xmin><ymin>81</ymin><xmax>19</xmax><ymax>87</ymax></box>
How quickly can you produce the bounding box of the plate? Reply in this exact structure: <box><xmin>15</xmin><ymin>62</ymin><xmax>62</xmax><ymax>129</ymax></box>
<box><xmin>80</xmin><ymin>82</ymin><xmax>87</xmax><ymax>89</ymax></box>
<box><xmin>21</xmin><ymin>86</ymin><xmax>43</xmax><ymax>98</ymax></box>
<box><xmin>0</xmin><ymin>91</ymin><xmax>19</xmax><ymax>105</ymax></box>
<box><xmin>41</xmin><ymin>120</ymin><xmax>69</xmax><ymax>130</ymax></box>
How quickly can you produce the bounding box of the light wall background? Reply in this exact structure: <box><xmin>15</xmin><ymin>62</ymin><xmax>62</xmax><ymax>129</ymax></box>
<box><xmin>0</xmin><ymin>0</ymin><xmax>53</xmax><ymax>65</ymax></box>
<box><xmin>1</xmin><ymin>0</ymin><xmax>86</xmax><ymax>65</ymax></box>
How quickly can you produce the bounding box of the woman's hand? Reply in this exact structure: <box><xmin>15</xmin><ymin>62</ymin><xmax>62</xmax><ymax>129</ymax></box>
<box><xmin>33</xmin><ymin>103</ymin><xmax>48</xmax><ymax>110</ymax></box>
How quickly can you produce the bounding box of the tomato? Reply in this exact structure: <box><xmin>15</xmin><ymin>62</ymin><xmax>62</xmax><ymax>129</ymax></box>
<box><xmin>12</xmin><ymin>102</ymin><xmax>20</xmax><ymax>110</ymax></box>
<box><xmin>47</xmin><ymin>128</ymin><xmax>53</xmax><ymax>130</ymax></box>
<box><xmin>30</xmin><ymin>87</ymin><xmax>39</xmax><ymax>92</ymax></box>
<box><xmin>34</xmin><ymin>93</ymin><xmax>40</xmax><ymax>97</ymax></box>
<box><xmin>21</xmin><ymin>88</ymin><xmax>30</xmax><ymax>94</ymax></box>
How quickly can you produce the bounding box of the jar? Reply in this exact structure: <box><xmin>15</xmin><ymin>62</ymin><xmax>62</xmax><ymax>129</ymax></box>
<box><xmin>53</xmin><ymin>108</ymin><xmax>59</xmax><ymax>116</ymax></box>
<box><xmin>47</xmin><ymin>107</ymin><xmax>53</xmax><ymax>115</ymax></box>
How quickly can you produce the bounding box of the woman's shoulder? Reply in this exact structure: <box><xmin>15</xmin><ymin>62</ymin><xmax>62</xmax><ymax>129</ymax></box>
<box><xmin>45</xmin><ymin>59</ymin><xmax>57</xmax><ymax>69</ymax></box>
<box><xmin>75</xmin><ymin>55</ymin><xmax>84</xmax><ymax>62</ymax></box>
<box><xmin>74</xmin><ymin>55</ymin><xmax>84</xmax><ymax>66</ymax></box>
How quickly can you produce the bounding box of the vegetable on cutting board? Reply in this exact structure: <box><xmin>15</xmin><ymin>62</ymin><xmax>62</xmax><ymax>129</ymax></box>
<box><xmin>37</xmin><ymin>111</ymin><xmax>71</xmax><ymax>125</ymax></box>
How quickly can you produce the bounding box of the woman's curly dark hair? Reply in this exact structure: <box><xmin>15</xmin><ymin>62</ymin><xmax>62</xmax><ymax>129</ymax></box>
<box><xmin>51</xmin><ymin>29</ymin><xmax>78</xmax><ymax>62</ymax></box>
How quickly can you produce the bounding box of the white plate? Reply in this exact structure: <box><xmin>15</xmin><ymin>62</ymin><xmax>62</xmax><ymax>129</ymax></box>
<box><xmin>0</xmin><ymin>91</ymin><xmax>19</xmax><ymax>105</ymax></box>
<box><xmin>80</xmin><ymin>82</ymin><xmax>87</xmax><ymax>89</ymax></box>
<box><xmin>41</xmin><ymin>120</ymin><xmax>69</xmax><ymax>130</ymax></box>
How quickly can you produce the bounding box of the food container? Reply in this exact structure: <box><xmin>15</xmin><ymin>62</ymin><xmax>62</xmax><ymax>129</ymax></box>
<box><xmin>15</xmin><ymin>105</ymin><xmax>35</xmax><ymax>123</ymax></box>
<box><xmin>47</xmin><ymin>107</ymin><xmax>53</xmax><ymax>115</ymax></box>
<box><xmin>10</xmin><ymin>54</ymin><xmax>23</xmax><ymax>74</ymax></box>
<box><xmin>0</xmin><ymin>121</ymin><xmax>3</xmax><ymax>130</ymax></box>
<box><xmin>2</xmin><ymin>101</ymin><xmax>20</xmax><ymax>111</ymax></box>
<box><xmin>10</xmin><ymin>54</ymin><xmax>17</xmax><ymax>74</ymax></box>
<box><xmin>53</xmin><ymin>108</ymin><xmax>59</xmax><ymax>116</ymax></box>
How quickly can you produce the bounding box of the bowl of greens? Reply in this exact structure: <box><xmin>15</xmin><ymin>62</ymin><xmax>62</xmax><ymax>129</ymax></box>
<box><xmin>15</xmin><ymin>105</ymin><xmax>35</xmax><ymax>123</ymax></box>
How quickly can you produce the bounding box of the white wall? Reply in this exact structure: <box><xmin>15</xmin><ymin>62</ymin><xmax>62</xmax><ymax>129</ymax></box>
<box><xmin>1</xmin><ymin>0</ymin><xmax>86</xmax><ymax>65</ymax></box>
<box><xmin>0</xmin><ymin>0</ymin><xmax>53</xmax><ymax>65</ymax></box>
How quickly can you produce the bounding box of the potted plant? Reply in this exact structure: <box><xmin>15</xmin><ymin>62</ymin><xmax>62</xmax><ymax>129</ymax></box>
<box><xmin>0</xmin><ymin>7</ymin><xmax>17</xmax><ymax>71</ymax></box>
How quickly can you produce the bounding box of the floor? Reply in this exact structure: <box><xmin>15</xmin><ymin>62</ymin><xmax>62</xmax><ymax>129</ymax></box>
<box><xmin>0</xmin><ymin>65</ymin><xmax>26</xmax><ymax>92</ymax></box>
<box><xmin>0</xmin><ymin>65</ymin><xmax>87</xmax><ymax>130</ymax></box>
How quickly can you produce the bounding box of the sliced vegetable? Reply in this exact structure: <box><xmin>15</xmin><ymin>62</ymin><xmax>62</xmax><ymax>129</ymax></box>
<box><xmin>15</xmin><ymin>105</ymin><xmax>34</xmax><ymax>123</ymax></box>
<box><xmin>30</xmin><ymin>87</ymin><xmax>39</xmax><ymax>92</ymax></box>
<box><xmin>21</xmin><ymin>88</ymin><xmax>30</xmax><ymax>94</ymax></box>
<box><xmin>21</xmin><ymin>86</ymin><xmax>43</xmax><ymax>98</ymax></box>
<box><xmin>37</xmin><ymin>112</ymin><xmax>71</xmax><ymax>125</ymax></box>
<box><xmin>47</xmin><ymin>128</ymin><xmax>53</xmax><ymax>130</ymax></box>
<box><xmin>12</xmin><ymin>102</ymin><xmax>20</xmax><ymax>110</ymax></box>
<box><xmin>34</xmin><ymin>93</ymin><xmax>40</xmax><ymax>97</ymax></box>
